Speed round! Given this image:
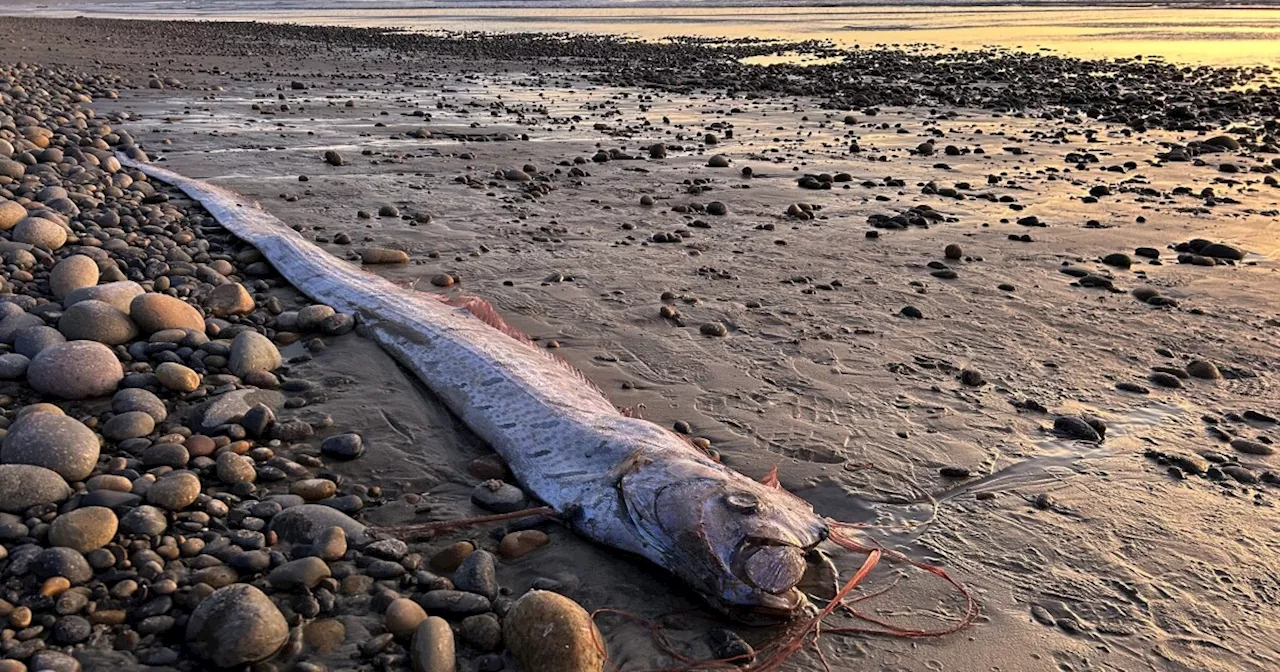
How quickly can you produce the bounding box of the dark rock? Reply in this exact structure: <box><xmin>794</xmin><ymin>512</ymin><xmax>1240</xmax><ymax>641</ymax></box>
<box><xmin>186</xmin><ymin>584</ymin><xmax>288</xmax><ymax>668</ymax></box>
<box><xmin>415</xmin><ymin>590</ymin><xmax>492</xmax><ymax>616</ymax></box>
<box><xmin>1053</xmin><ymin>416</ymin><xmax>1101</xmax><ymax>442</ymax></box>
<box><xmin>707</xmin><ymin>628</ymin><xmax>755</xmax><ymax>664</ymax></box>
<box><xmin>0</xmin><ymin>464</ymin><xmax>72</xmax><ymax>513</ymax></box>
<box><xmin>34</xmin><ymin>547</ymin><xmax>93</xmax><ymax>584</ymax></box>
<box><xmin>320</xmin><ymin>433</ymin><xmax>364</xmax><ymax>459</ymax></box>
<box><xmin>270</xmin><ymin>504</ymin><xmax>369</xmax><ymax>546</ymax></box>
<box><xmin>1231</xmin><ymin>438</ymin><xmax>1274</xmax><ymax>456</ymax></box>
<box><xmin>268</xmin><ymin>557</ymin><xmax>332</xmax><ymax>591</ymax></box>
<box><xmin>1149</xmin><ymin>372</ymin><xmax>1184</xmax><ymax>388</ymax></box>
<box><xmin>471</xmin><ymin>480</ymin><xmax>527</xmax><ymax>514</ymax></box>
<box><xmin>458</xmin><ymin>613</ymin><xmax>503</xmax><ymax>651</ymax></box>
<box><xmin>1</xmin><ymin>412</ymin><xmax>100</xmax><ymax>481</ymax></box>
<box><xmin>453</xmin><ymin>550</ymin><xmax>499</xmax><ymax>601</ymax></box>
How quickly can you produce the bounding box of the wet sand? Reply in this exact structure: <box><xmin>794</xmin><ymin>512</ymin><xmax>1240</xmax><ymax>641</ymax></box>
<box><xmin>3</xmin><ymin>14</ymin><xmax>1280</xmax><ymax>672</ymax></box>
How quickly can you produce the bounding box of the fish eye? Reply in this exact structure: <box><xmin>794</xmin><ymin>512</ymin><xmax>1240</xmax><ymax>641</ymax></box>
<box><xmin>724</xmin><ymin>491</ymin><xmax>759</xmax><ymax>514</ymax></box>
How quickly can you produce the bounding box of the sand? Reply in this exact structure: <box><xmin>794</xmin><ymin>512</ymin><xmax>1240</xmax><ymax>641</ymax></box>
<box><xmin>2</xmin><ymin>14</ymin><xmax>1279</xmax><ymax>671</ymax></box>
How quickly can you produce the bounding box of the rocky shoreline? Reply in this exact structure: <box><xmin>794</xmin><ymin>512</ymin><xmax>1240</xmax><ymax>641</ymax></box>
<box><xmin>0</xmin><ymin>13</ymin><xmax>1279</xmax><ymax>672</ymax></box>
<box><xmin>0</xmin><ymin>59</ymin><xmax>615</xmax><ymax>672</ymax></box>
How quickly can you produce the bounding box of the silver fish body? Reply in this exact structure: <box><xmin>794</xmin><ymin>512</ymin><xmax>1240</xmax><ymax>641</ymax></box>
<box><xmin>120</xmin><ymin>156</ymin><xmax>829</xmax><ymax>617</ymax></box>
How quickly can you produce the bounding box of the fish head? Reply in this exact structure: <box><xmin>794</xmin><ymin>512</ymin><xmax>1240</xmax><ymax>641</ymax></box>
<box><xmin>620</xmin><ymin>456</ymin><xmax>829</xmax><ymax>621</ymax></box>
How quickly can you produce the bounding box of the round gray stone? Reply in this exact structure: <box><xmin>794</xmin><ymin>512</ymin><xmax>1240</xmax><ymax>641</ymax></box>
<box><xmin>471</xmin><ymin>480</ymin><xmax>527</xmax><ymax>513</ymax></box>
<box><xmin>0</xmin><ymin>311</ymin><xmax>45</xmax><ymax>344</ymax></box>
<box><xmin>63</xmin><ymin>280</ymin><xmax>144</xmax><ymax>313</ymax></box>
<box><xmin>141</xmin><ymin>443</ymin><xmax>189</xmax><ymax>468</ymax></box>
<box><xmin>215</xmin><ymin>451</ymin><xmax>256</xmax><ymax>485</ymax></box>
<box><xmin>112</xmin><ymin>388</ymin><xmax>167</xmax><ymax>423</ymax></box>
<box><xmin>0</xmin><ymin>159</ymin><xmax>24</xmax><ymax>180</ymax></box>
<box><xmin>119</xmin><ymin>505</ymin><xmax>168</xmax><ymax>536</ymax></box>
<box><xmin>1</xmin><ymin>412</ymin><xmax>100</xmax><ymax>481</ymax></box>
<box><xmin>453</xmin><ymin>550</ymin><xmax>498</xmax><ymax>601</ymax></box>
<box><xmin>296</xmin><ymin>305</ymin><xmax>335</xmax><ymax>331</ymax></box>
<box><xmin>186</xmin><ymin>584</ymin><xmax>288</xmax><ymax>668</ymax></box>
<box><xmin>0</xmin><ymin>352</ymin><xmax>29</xmax><ymax>379</ymax></box>
<box><xmin>267</xmin><ymin>556</ymin><xmax>331</xmax><ymax>591</ymax></box>
<box><xmin>14</xmin><ymin>325</ymin><xmax>66</xmax><ymax>359</ymax></box>
<box><xmin>28</xmin><ymin>340</ymin><xmax>124</xmax><ymax>399</ymax></box>
<box><xmin>49</xmin><ymin>255</ymin><xmax>100</xmax><ymax>300</ymax></box>
<box><xmin>229</xmin><ymin>331</ymin><xmax>282</xmax><ymax>378</ymax></box>
<box><xmin>30</xmin><ymin>650</ymin><xmax>82</xmax><ymax>672</ymax></box>
<box><xmin>147</xmin><ymin>471</ymin><xmax>201</xmax><ymax>511</ymax></box>
<box><xmin>0</xmin><ymin>464</ymin><xmax>72</xmax><ymax>513</ymax></box>
<box><xmin>269</xmin><ymin>504</ymin><xmax>369</xmax><ymax>547</ymax></box>
<box><xmin>58</xmin><ymin>299</ymin><xmax>138</xmax><ymax>345</ymax></box>
<box><xmin>320</xmin><ymin>433</ymin><xmax>363</xmax><ymax>459</ymax></box>
<box><xmin>34</xmin><ymin>546</ymin><xmax>93</xmax><ymax>584</ymax></box>
<box><xmin>101</xmin><ymin>411</ymin><xmax>155</xmax><ymax>442</ymax></box>
<box><xmin>13</xmin><ymin>216</ymin><xmax>67</xmax><ymax>250</ymax></box>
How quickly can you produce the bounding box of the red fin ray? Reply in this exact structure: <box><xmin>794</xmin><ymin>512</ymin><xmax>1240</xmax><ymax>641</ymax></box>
<box><xmin>440</xmin><ymin>294</ymin><xmax>610</xmax><ymax>400</ymax></box>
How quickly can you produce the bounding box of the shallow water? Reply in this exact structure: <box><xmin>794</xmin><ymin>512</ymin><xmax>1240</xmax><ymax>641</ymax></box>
<box><xmin>9</xmin><ymin>1</ymin><xmax>1280</xmax><ymax>66</ymax></box>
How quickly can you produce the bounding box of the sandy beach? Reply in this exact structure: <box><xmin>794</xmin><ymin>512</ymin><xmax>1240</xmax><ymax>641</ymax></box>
<box><xmin>0</xmin><ymin>12</ymin><xmax>1278</xmax><ymax>672</ymax></box>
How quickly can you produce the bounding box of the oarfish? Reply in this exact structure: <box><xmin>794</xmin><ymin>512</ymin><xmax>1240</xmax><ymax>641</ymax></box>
<box><xmin>118</xmin><ymin>156</ymin><xmax>830</xmax><ymax>620</ymax></box>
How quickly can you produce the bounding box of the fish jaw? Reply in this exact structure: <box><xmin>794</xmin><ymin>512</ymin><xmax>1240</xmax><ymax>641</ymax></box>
<box><xmin>613</xmin><ymin>427</ymin><xmax>829</xmax><ymax>619</ymax></box>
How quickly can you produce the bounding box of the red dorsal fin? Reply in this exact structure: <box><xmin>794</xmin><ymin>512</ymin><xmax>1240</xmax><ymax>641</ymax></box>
<box><xmin>761</xmin><ymin>464</ymin><xmax>810</xmax><ymax>504</ymax></box>
<box><xmin>441</xmin><ymin>295</ymin><xmax>539</xmax><ymax>347</ymax></box>
<box><xmin>440</xmin><ymin>294</ymin><xmax>610</xmax><ymax>400</ymax></box>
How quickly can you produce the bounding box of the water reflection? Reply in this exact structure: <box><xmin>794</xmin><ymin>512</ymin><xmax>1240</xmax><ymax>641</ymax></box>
<box><xmin>7</xmin><ymin>2</ymin><xmax>1280</xmax><ymax>66</ymax></box>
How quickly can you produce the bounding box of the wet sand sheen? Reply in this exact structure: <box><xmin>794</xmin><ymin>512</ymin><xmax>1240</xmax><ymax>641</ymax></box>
<box><xmin>8</xmin><ymin>2</ymin><xmax>1280</xmax><ymax>65</ymax></box>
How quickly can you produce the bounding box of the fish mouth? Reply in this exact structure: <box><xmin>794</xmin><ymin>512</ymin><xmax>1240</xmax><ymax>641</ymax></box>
<box><xmin>736</xmin><ymin>540</ymin><xmax>808</xmax><ymax>595</ymax></box>
<box><xmin>716</xmin><ymin>537</ymin><xmax>827</xmax><ymax>623</ymax></box>
<box><xmin>719</xmin><ymin>587</ymin><xmax>813</xmax><ymax>625</ymax></box>
<box><xmin>732</xmin><ymin>519</ymin><xmax>829</xmax><ymax>593</ymax></box>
